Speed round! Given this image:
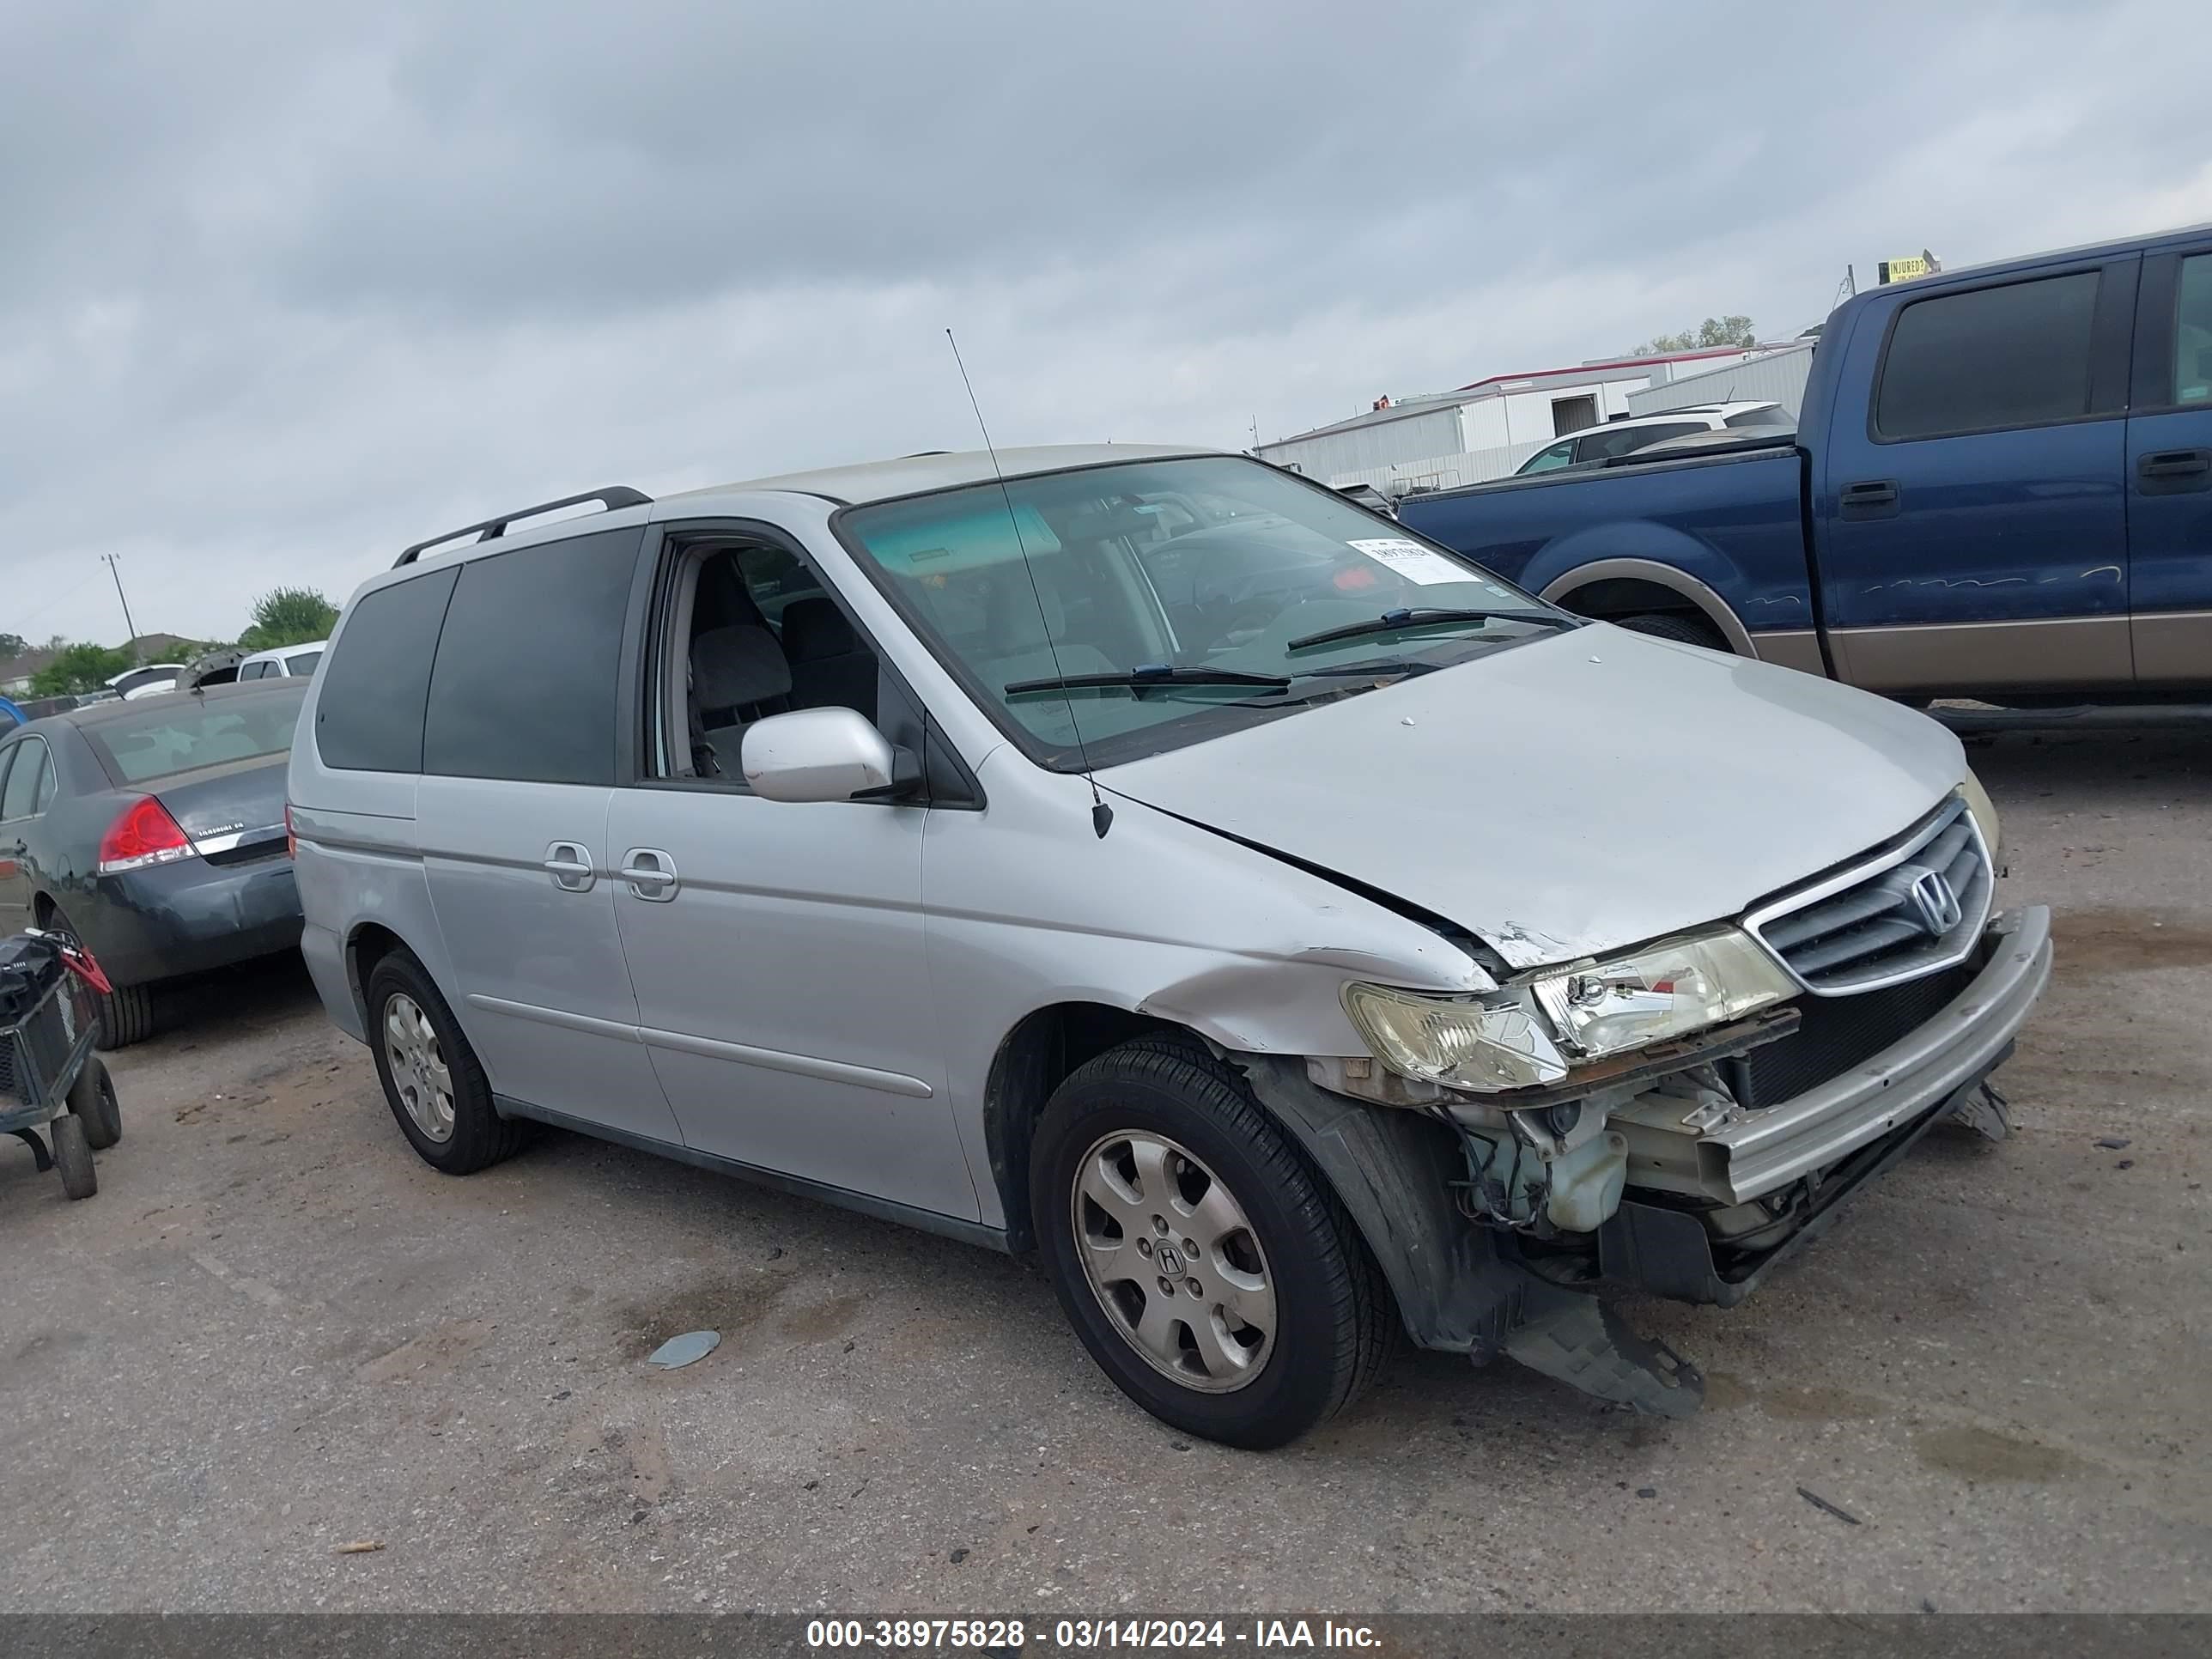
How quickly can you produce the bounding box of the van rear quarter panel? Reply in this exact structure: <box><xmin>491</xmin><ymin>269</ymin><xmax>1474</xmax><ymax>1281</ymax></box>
<box><xmin>286</xmin><ymin>702</ymin><xmax>449</xmax><ymax>1046</ymax></box>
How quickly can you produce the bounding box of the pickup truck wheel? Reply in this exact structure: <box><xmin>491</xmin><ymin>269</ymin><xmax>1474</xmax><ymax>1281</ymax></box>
<box><xmin>365</xmin><ymin>951</ymin><xmax>525</xmax><ymax>1176</ymax></box>
<box><xmin>1615</xmin><ymin>611</ymin><xmax>1729</xmax><ymax>653</ymax></box>
<box><xmin>1031</xmin><ymin>1037</ymin><xmax>1392</xmax><ymax>1449</ymax></box>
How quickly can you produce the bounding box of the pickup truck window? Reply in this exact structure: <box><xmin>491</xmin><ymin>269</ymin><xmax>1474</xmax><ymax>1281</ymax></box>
<box><xmin>1875</xmin><ymin>270</ymin><xmax>2100</xmax><ymax>441</ymax></box>
<box><xmin>2177</xmin><ymin>254</ymin><xmax>2212</xmax><ymax>404</ymax></box>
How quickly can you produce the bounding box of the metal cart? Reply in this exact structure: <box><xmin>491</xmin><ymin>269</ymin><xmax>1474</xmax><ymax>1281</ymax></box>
<box><xmin>2</xmin><ymin>931</ymin><xmax>123</xmax><ymax>1201</ymax></box>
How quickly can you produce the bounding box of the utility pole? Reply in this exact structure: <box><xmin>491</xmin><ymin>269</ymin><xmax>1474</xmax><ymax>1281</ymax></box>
<box><xmin>1250</xmin><ymin>416</ymin><xmax>1261</xmax><ymax>449</ymax></box>
<box><xmin>102</xmin><ymin>554</ymin><xmax>140</xmax><ymax>658</ymax></box>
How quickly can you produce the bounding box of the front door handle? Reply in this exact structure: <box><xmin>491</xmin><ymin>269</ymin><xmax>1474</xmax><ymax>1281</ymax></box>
<box><xmin>543</xmin><ymin>842</ymin><xmax>596</xmax><ymax>893</ymax></box>
<box><xmin>2138</xmin><ymin>448</ymin><xmax>2212</xmax><ymax>492</ymax></box>
<box><xmin>1839</xmin><ymin>478</ymin><xmax>1900</xmax><ymax>516</ymax></box>
<box><xmin>619</xmin><ymin>847</ymin><xmax>679</xmax><ymax>902</ymax></box>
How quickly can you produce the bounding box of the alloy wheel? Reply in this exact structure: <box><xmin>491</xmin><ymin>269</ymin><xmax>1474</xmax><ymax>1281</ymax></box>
<box><xmin>383</xmin><ymin>993</ymin><xmax>456</xmax><ymax>1143</ymax></box>
<box><xmin>1070</xmin><ymin>1130</ymin><xmax>1276</xmax><ymax>1393</ymax></box>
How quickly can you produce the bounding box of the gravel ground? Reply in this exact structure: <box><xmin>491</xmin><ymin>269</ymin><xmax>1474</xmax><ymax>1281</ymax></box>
<box><xmin>1</xmin><ymin>726</ymin><xmax>2205</xmax><ymax>1613</ymax></box>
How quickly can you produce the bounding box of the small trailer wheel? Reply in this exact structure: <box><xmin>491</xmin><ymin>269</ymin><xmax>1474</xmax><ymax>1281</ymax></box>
<box><xmin>52</xmin><ymin>1114</ymin><xmax>97</xmax><ymax>1200</ymax></box>
<box><xmin>69</xmin><ymin>1056</ymin><xmax>123</xmax><ymax>1151</ymax></box>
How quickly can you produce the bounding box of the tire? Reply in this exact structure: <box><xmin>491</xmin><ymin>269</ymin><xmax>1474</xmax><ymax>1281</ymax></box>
<box><xmin>52</xmin><ymin>1114</ymin><xmax>97</xmax><ymax>1200</ymax></box>
<box><xmin>1030</xmin><ymin>1036</ymin><xmax>1393</xmax><ymax>1449</ymax></box>
<box><xmin>91</xmin><ymin>983</ymin><xmax>155</xmax><ymax>1050</ymax></box>
<box><xmin>46</xmin><ymin>906</ymin><xmax>155</xmax><ymax>1049</ymax></box>
<box><xmin>364</xmin><ymin>951</ymin><xmax>524</xmax><ymax>1175</ymax></box>
<box><xmin>1615</xmin><ymin>611</ymin><xmax>1729</xmax><ymax>653</ymax></box>
<box><xmin>68</xmin><ymin>1055</ymin><xmax>123</xmax><ymax>1151</ymax></box>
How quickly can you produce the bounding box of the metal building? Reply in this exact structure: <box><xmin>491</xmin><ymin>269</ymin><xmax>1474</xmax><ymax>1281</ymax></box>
<box><xmin>1256</xmin><ymin>345</ymin><xmax>1778</xmax><ymax>494</ymax></box>
<box><xmin>1626</xmin><ymin>340</ymin><xmax>1817</xmax><ymax>421</ymax></box>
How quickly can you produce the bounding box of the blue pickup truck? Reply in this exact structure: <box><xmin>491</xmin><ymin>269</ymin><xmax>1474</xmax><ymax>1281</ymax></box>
<box><xmin>1398</xmin><ymin>223</ymin><xmax>2212</xmax><ymax>701</ymax></box>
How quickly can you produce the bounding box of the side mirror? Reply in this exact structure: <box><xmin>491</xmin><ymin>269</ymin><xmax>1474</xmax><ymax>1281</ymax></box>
<box><xmin>739</xmin><ymin>707</ymin><xmax>921</xmax><ymax>804</ymax></box>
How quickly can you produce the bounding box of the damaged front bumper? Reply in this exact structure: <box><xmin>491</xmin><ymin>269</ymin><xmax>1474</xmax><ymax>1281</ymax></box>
<box><xmin>1597</xmin><ymin>904</ymin><xmax>2050</xmax><ymax>1305</ymax></box>
<box><xmin>1238</xmin><ymin>906</ymin><xmax>2051</xmax><ymax>1419</ymax></box>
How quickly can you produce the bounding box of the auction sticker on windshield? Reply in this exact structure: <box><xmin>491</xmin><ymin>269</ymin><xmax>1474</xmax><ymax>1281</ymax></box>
<box><xmin>1346</xmin><ymin>538</ymin><xmax>1471</xmax><ymax>586</ymax></box>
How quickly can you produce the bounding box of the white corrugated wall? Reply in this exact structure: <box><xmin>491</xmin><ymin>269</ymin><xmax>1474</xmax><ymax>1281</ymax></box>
<box><xmin>1626</xmin><ymin>343</ymin><xmax>1816</xmax><ymax>419</ymax></box>
<box><xmin>1255</xmin><ymin>403</ymin><xmax>1468</xmax><ymax>478</ymax></box>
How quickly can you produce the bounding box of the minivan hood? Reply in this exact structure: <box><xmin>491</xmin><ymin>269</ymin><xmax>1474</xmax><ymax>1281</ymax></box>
<box><xmin>1102</xmin><ymin>626</ymin><xmax>1966</xmax><ymax>971</ymax></box>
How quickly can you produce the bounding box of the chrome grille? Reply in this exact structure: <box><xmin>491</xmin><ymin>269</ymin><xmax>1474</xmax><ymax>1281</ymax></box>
<box><xmin>1744</xmin><ymin>797</ymin><xmax>1991</xmax><ymax>995</ymax></box>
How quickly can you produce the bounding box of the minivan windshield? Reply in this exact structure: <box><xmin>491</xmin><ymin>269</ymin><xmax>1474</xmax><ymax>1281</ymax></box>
<box><xmin>839</xmin><ymin>456</ymin><xmax>1565</xmax><ymax>766</ymax></box>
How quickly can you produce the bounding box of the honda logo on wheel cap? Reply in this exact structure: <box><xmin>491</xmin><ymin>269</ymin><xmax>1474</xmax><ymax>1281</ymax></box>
<box><xmin>1906</xmin><ymin>869</ymin><xmax>1963</xmax><ymax>937</ymax></box>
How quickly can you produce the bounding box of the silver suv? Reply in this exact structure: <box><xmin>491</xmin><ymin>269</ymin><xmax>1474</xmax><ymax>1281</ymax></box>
<box><xmin>289</xmin><ymin>447</ymin><xmax>2050</xmax><ymax>1447</ymax></box>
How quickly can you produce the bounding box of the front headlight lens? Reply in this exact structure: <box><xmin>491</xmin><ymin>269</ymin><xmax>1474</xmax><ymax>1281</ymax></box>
<box><xmin>1961</xmin><ymin>770</ymin><xmax>2001</xmax><ymax>864</ymax></box>
<box><xmin>1341</xmin><ymin>983</ymin><xmax>1570</xmax><ymax>1092</ymax></box>
<box><xmin>1531</xmin><ymin>927</ymin><xmax>1796</xmax><ymax>1062</ymax></box>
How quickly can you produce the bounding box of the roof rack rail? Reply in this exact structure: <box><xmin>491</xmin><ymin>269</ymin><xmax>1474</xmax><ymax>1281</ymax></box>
<box><xmin>394</xmin><ymin>486</ymin><xmax>653</xmax><ymax>568</ymax></box>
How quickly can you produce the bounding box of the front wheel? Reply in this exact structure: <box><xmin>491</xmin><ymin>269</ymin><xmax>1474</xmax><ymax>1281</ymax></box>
<box><xmin>1030</xmin><ymin>1037</ymin><xmax>1393</xmax><ymax>1449</ymax></box>
<box><xmin>69</xmin><ymin>1056</ymin><xmax>123</xmax><ymax>1150</ymax></box>
<box><xmin>52</xmin><ymin>1114</ymin><xmax>97</xmax><ymax>1200</ymax></box>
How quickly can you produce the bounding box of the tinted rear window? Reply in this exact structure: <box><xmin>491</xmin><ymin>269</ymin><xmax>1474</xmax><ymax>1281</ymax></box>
<box><xmin>316</xmin><ymin>567</ymin><xmax>459</xmax><ymax>772</ymax></box>
<box><xmin>1875</xmin><ymin>271</ymin><xmax>2100</xmax><ymax>440</ymax></box>
<box><xmin>422</xmin><ymin>527</ymin><xmax>640</xmax><ymax>786</ymax></box>
<box><xmin>87</xmin><ymin>691</ymin><xmax>305</xmax><ymax>785</ymax></box>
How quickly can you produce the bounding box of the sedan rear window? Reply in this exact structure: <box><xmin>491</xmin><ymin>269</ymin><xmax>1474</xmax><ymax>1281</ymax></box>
<box><xmin>86</xmin><ymin>690</ymin><xmax>306</xmax><ymax>785</ymax></box>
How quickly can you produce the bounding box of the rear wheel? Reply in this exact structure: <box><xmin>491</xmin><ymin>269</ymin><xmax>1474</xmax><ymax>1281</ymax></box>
<box><xmin>52</xmin><ymin>1114</ymin><xmax>97</xmax><ymax>1200</ymax></box>
<box><xmin>1030</xmin><ymin>1037</ymin><xmax>1392</xmax><ymax>1449</ymax></box>
<box><xmin>46</xmin><ymin>905</ymin><xmax>155</xmax><ymax>1050</ymax></box>
<box><xmin>68</xmin><ymin>1056</ymin><xmax>123</xmax><ymax>1151</ymax></box>
<box><xmin>365</xmin><ymin>951</ymin><xmax>524</xmax><ymax>1175</ymax></box>
<box><xmin>1615</xmin><ymin>611</ymin><xmax>1729</xmax><ymax>653</ymax></box>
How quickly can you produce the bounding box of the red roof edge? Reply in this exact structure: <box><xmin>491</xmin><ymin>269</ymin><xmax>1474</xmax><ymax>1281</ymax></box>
<box><xmin>1455</xmin><ymin>343</ymin><xmax>1756</xmax><ymax>392</ymax></box>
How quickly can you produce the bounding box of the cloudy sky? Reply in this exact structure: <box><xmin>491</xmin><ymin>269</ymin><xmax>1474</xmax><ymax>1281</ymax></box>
<box><xmin>5</xmin><ymin>0</ymin><xmax>2209</xmax><ymax>646</ymax></box>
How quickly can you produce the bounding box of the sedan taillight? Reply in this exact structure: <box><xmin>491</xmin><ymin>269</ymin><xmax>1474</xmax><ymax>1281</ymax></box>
<box><xmin>97</xmin><ymin>797</ymin><xmax>194</xmax><ymax>875</ymax></box>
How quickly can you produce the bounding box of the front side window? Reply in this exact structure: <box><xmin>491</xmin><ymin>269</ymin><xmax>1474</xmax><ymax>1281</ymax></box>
<box><xmin>1875</xmin><ymin>271</ymin><xmax>2101</xmax><ymax>440</ymax></box>
<box><xmin>0</xmin><ymin>739</ymin><xmax>45</xmax><ymax>820</ymax></box>
<box><xmin>422</xmin><ymin>527</ymin><xmax>639</xmax><ymax>786</ymax></box>
<box><xmin>838</xmin><ymin>456</ymin><xmax>1560</xmax><ymax>767</ymax></box>
<box><xmin>2175</xmin><ymin>253</ymin><xmax>2212</xmax><ymax>404</ymax></box>
<box><xmin>284</xmin><ymin>650</ymin><xmax>323</xmax><ymax>676</ymax></box>
<box><xmin>86</xmin><ymin>694</ymin><xmax>302</xmax><ymax>786</ymax></box>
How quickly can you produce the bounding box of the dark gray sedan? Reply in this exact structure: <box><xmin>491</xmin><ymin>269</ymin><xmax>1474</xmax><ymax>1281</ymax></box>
<box><xmin>0</xmin><ymin>680</ymin><xmax>307</xmax><ymax>1048</ymax></box>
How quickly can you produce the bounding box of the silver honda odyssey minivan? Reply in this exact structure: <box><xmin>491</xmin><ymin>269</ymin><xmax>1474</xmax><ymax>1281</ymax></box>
<box><xmin>289</xmin><ymin>446</ymin><xmax>2050</xmax><ymax>1448</ymax></box>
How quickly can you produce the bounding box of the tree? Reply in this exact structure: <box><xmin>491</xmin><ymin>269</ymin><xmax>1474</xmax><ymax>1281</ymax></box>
<box><xmin>238</xmin><ymin>586</ymin><xmax>339</xmax><ymax>652</ymax></box>
<box><xmin>30</xmin><ymin>642</ymin><xmax>135</xmax><ymax>696</ymax></box>
<box><xmin>0</xmin><ymin>633</ymin><xmax>27</xmax><ymax>659</ymax></box>
<box><xmin>1631</xmin><ymin>315</ymin><xmax>1758</xmax><ymax>355</ymax></box>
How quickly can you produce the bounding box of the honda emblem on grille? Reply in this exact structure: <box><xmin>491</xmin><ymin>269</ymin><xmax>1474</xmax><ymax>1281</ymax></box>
<box><xmin>1906</xmin><ymin>868</ymin><xmax>1963</xmax><ymax>937</ymax></box>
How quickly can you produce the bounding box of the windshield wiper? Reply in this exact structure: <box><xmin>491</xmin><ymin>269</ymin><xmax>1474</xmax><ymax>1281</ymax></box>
<box><xmin>1004</xmin><ymin>664</ymin><xmax>1292</xmax><ymax>699</ymax></box>
<box><xmin>1285</xmin><ymin>606</ymin><xmax>1575</xmax><ymax>653</ymax></box>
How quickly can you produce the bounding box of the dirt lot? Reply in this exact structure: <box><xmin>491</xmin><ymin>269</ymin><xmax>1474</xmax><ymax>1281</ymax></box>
<box><xmin>1</xmin><ymin>727</ymin><xmax>2206</xmax><ymax>1613</ymax></box>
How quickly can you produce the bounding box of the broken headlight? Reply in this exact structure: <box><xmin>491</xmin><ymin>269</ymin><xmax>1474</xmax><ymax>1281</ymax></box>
<box><xmin>1340</xmin><ymin>983</ymin><xmax>1570</xmax><ymax>1092</ymax></box>
<box><xmin>1529</xmin><ymin>927</ymin><xmax>1795</xmax><ymax>1062</ymax></box>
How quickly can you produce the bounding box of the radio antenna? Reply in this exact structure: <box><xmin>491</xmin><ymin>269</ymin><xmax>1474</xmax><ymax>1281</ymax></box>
<box><xmin>945</xmin><ymin>327</ymin><xmax>1112</xmax><ymax>838</ymax></box>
